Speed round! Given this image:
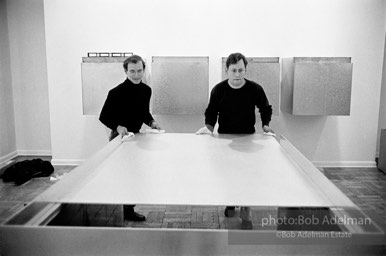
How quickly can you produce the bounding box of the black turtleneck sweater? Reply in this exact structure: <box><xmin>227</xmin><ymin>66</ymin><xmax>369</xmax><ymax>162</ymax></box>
<box><xmin>99</xmin><ymin>79</ymin><xmax>154</xmax><ymax>133</ymax></box>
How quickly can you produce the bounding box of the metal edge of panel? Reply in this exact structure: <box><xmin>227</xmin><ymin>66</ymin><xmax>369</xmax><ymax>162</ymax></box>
<box><xmin>221</xmin><ymin>57</ymin><xmax>280</xmax><ymax>63</ymax></box>
<box><xmin>82</xmin><ymin>57</ymin><xmax>129</xmax><ymax>63</ymax></box>
<box><xmin>1</xmin><ymin>226</ymin><xmax>384</xmax><ymax>255</ymax></box>
<box><xmin>32</xmin><ymin>136</ymin><xmax>122</xmax><ymax>203</ymax></box>
<box><xmin>1</xmin><ymin>202</ymin><xmax>60</xmax><ymax>226</ymax></box>
<box><xmin>277</xmin><ymin>135</ymin><xmax>358</xmax><ymax>207</ymax></box>
<box><xmin>277</xmin><ymin>135</ymin><xmax>384</xmax><ymax>235</ymax></box>
<box><xmin>152</xmin><ymin>56</ymin><xmax>209</xmax><ymax>63</ymax></box>
<box><xmin>293</xmin><ymin>57</ymin><xmax>351</xmax><ymax>63</ymax></box>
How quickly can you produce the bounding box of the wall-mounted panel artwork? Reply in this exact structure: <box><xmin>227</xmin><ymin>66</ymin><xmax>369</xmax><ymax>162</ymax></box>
<box><xmin>81</xmin><ymin>59</ymin><xmax>125</xmax><ymax>115</ymax></box>
<box><xmin>281</xmin><ymin>57</ymin><xmax>353</xmax><ymax>115</ymax></box>
<box><xmin>292</xmin><ymin>63</ymin><xmax>326</xmax><ymax>115</ymax></box>
<box><xmin>221</xmin><ymin>57</ymin><xmax>280</xmax><ymax>116</ymax></box>
<box><xmin>151</xmin><ymin>57</ymin><xmax>209</xmax><ymax>115</ymax></box>
<box><xmin>81</xmin><ymin>57</ymin><xmax>150</xmax><ymax>115</ymax></box>
<box><xmin>324</xmin><ymin>64</ymin><xmax>353</xmax><ymax>115</ymax></box>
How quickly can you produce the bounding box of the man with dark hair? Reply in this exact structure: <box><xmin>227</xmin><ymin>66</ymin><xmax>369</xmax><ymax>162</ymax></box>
<box><xmin>100</xmin><ymin>54</ymin><xmax>161</xmax><ymax>222</ymax></box>
<box><xmin>196</xmin><ymin>52</ymin><xmax>274</xmax><ymax>229</ymax></box>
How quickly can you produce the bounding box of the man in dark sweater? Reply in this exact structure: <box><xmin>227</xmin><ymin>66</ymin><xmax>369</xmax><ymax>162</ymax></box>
<box><xmin>99</xmin><ymin>55</ymin><xmax>161</xmax><ymax>222</ymax></box>
<box><xmin>196</xmin><ymin>52</ymin><xmax>274</xmax><ymax>229</ymax></box>
<box><xmin>197</xmin><ymin>52</ymin><xmax>273</xmax><ymax>135</ymax></box>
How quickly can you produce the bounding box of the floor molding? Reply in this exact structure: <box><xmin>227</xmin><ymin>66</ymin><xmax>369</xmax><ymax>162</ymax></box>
<box><xmin>3</xmin><ymin>153</ymin><xmax>379</xmax><ymax>169</ymax></box>
<box><xmin>313</xmin><ymin>161</ymin><xmax>377</xmax><ymax>168</ymax></box>
<box><xmin>51</xmin><ymin>159</ymin><xmax>84</xmax><ymax>166</ymax></box>
<box><xmin>0</xmin><ymin>151</ymin><xmax>18</xmax><ymax>169</ymax></box>
<box><xmin>52</xmin><ymin>160</ymin><xmax>377</xmax><ymax>168</ymax></box>
<box><xmin>17</xmin><ymin>150</ymin><xmax>52</xmax><ymax>156</ymax></box>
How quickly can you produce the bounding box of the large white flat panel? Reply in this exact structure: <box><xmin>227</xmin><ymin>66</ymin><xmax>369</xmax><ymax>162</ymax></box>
<box><xmin>37</xmin><ymin>133</ymin><xmax>353</xmax><ymax>208</ymax></box>
<box><xmin>151</xmin><ymin>56</ymin><xmax>209</xmax><ymax>115</ymax></box>
<box><xmin>146</xmin><ymin>114</ymin><xmax>204</xmax><ymax>133</ymax></box>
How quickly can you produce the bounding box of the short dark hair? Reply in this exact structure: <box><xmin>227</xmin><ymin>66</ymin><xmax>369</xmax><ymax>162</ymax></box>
<box><xmin>123</xmin><ymin>55</ymin><xmax>146</xmax><ymax>71</ymax></box>
<box><xmin>225</xmin><ymin>52</ymin><xmax>248</xmax><ymax>69</ymax></box>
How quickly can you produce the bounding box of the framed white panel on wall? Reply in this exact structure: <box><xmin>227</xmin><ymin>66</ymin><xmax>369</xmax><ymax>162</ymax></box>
<box><xmin>81</xmin><ymin>56</ymin><xmax>150</xmax><ymax>115</ymax></box>
<box><xmin>281</xmin><ymin>57</ymin><xmax>353</xmax><ymax>116</ymax></box>
<box><xmin>151</xmin><ymin>56</ymin><xmax>209</xmax><ymax>115</ymax></box>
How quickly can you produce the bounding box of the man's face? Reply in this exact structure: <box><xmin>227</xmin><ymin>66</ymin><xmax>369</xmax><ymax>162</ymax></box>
<box><xmin>226</xmin><ymin>59</ymin><xmax>246</xmax><ymax>88</ymax></box>
<box><xmin>126</xmin><ymin>61</ymin><xmax>144</xmax><ymax>84</ymax></box>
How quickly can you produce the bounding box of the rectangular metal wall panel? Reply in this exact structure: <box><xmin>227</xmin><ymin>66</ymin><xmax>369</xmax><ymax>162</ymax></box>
<box><xmin>324</xmin><ymin>63</ymin><xmax>353</xmax><ymax>115</ymax></box>
<box><xmin>280</xmin><ymin>58</ymin><xmax>295</xmax><ymax>114</ymax></box>
<box><xmin>151</xmin><ymin>57</ymin><xmax>209</xmax><ymax>115</ymax></box>
<box><xmin>81</xmin><ymin>62</ymin><xmax>126</xmax><ymax>115</ymax></box>
<box><xmin>293</xmin><ymin>63</ymin><xmax>326</xmax><ymax>115</ymax></box>
<box><xmin>81</xmin><ymin>57</ymin><xmax>152</xmax><ymax>115</ymax></box>
<box><xmin>281</xmin><ymin>57</ymin><xmax>353</xmax><ymax>115</ymax></box>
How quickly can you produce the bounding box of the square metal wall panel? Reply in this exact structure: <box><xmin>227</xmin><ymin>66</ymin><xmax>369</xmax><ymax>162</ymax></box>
<box><xmin>151</xmin><ymin>57</ymin><xmax>209</xmax><ymax>115</ymax></box>
<box><xmin>81</xmin><ymin>57</ymin><xmax>152</xmax><ymax>115</ymax></box>
<box><xmin>281</xmin><ymin>57</ymin><xmax>353</xmax><ymax>115</ymax></box>
<box><xmin>81</xmin><ymin>61</ymin><xmax>126</xmax><ymax>115</ymax></box>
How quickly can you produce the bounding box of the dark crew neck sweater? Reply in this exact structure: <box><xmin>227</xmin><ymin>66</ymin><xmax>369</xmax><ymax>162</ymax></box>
<box><xmin>205</xmin><ymin>79</ymin><xmax>272</xmax><ymax>134</ymax></box>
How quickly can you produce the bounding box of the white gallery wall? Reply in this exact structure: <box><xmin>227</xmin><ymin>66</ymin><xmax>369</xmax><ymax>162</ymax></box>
<box><xmin>4</xmin><ymin>0</ymin><xmax>51</xmax><ymax>158</ymax></box>
<box><xmin>41</xmin><ymin>0</ymin><xmax>386</xmax><ymax>166</ymax></box>
<box><xmin>0</xmin><ymin>0</ymin><xmax>17</xmax><ymax>165</ymax></box>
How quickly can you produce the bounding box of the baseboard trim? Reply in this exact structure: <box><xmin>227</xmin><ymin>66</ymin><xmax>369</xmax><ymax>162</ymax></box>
<box><xmin>17</xmin><ymin>150</ymin><xmax>52</xmax><ymax>156</ymax></box>
<box><xmin>5</xmin><ymin>153</ymin><xmax>378</xmax><ymax>169</ymax></box>
<box><xmin>0</xmin><ymin>151</ymin><xmax>18</xmax><ymax>169</ymax></box>
<box><xmin>52</xmin><ymin>160</ymin><xmax>377</xmax><ymax>168</ymax></box>
<box><xmin>313</xmin><ymin>161</ymin><xmax>377</xmax><ymax>168</ymax></box>
<box><xmin>1</xmin><ymin>152</ymin><xmax>81</xmax><ymax>168</ymax></box>
<box><xmin>51</xmin><ymin>159</ymin><xmax>84</xmax><ymax>166</ymax></box>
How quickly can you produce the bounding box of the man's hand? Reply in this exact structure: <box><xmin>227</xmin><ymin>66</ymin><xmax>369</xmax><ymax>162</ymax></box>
<box><xmin>195</xmin><ymin>125</ymin><xmax>214</xmax><ymax>135</ymax></box>
<box><xmin>117</xmin><ymin>125</ymin><xmax>129</xmax><ymax>138</ymax></box>
<box><xmin>150</xmin><ymin>121</ymin><xmax>161</xmax><ymax>130</ymax></box>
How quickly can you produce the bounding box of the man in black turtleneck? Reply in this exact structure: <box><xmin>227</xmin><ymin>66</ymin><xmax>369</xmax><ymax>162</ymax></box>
<box><xmin>100</xmin><ymin>55</ymin><xmax>161</xmax><ymax>222</ymax></box>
